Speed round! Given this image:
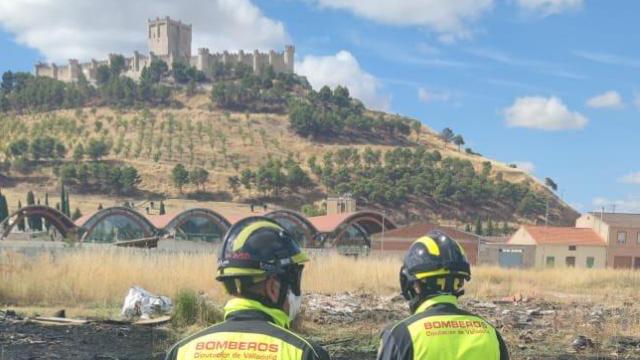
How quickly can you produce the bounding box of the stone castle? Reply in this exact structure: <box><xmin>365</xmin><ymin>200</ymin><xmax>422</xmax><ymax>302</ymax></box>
<box><xmin>35</xmin><ymin>17</ymin><xmax>295</xmax><ymax>83</ymax></box>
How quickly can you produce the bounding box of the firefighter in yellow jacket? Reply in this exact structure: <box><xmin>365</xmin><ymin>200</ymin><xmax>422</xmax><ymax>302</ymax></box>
<box><xmin>165</xmin><ymin>217</ymin><xmax>330</xmax><ymax>360</ymax></box>
<box><xmin>377</xmin><ymin>231</ymin><xmax>509</xmax><ymax>360</ymax></box>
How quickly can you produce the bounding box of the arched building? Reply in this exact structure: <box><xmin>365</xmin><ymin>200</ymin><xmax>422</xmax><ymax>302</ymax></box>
<box><xmin>0</xmin><ymin>205</ymin><xmax>79</xmax><ymax>240</ymax></box>
<box><xmin>75</xmin><ymin>207</ymin><xmax>156</xmax><ymax>243</ymax></box>
<box><xmin>265</xmin><ymin>210</ymin><xmax>319</xmax><ymax>247</ymax></box>
<box><xmin>309</xmin><ymin>212</ymin><xmax>397</xmax><ymax>255</ymax></box>
<box><xmin>149</xmin><ymin>208</ymin><xmax>231</xmax><ymax>243</ymax></box>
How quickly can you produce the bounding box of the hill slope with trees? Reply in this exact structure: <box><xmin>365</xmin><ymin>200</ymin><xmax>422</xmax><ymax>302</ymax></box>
<box><xmin>0</xmin><ymin>60</ymin><xmax>578</xmax><ymax>228</ymax></box>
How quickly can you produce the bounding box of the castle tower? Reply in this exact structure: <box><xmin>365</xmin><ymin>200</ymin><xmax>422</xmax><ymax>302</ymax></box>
<box><xmin>284</xmin><ymin>45</ymin><xmax>295</xmax><ymax>73</ymax></box>
<box><xmin>148</xmin><ymin>16</ymin><xmax>192</xmax><ymax>65</ymax></box>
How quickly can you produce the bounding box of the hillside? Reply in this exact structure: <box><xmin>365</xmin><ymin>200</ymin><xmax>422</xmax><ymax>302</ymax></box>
<box><xmin>0</xmin><ymin>64</ymin><xmax>578</xmax><ymax>228</ymax></box>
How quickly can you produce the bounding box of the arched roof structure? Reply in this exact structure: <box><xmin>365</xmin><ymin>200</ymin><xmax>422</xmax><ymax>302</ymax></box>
<box><xmin>309</xmin><ymin>211</ymin><xmax>397</xmax><ymax>248</ymax></box>
<box><xmin>151</xmin><ymin>208</ymin><xmax>232</xmax><ymax>233</ymax></box>
<box><xmin>265</xmin><ymin>209</ymin><xmax>319</xmax><ymax>246</ymax></box>
<box><xmin>0</xmin><ymin>205</ymin><xmax>79</xmax><ymax>239</ymax></box>
<box><xmin>78</xmin><ymin>206</ymin><xmax>156</xmax><ymax>242</ymax></box>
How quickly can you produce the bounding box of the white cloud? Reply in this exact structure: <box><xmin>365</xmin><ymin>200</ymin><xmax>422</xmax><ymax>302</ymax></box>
<box><xmin>504</xmin><ymin>96</ymin><xmax>588</xmax><ymax>131</ymax></box>
<box><xmin>315</xmin><ymin>0</ymin><xmax>494</xmax><ymax>42</ymax></box>
<box><xmin>586</xmin><ymin>91</ymin><xmax>623</xmax><ymax>109</ymax></box>
<box><xmin>0</xmin><ymin>0</ymin><xmax>288</xmax><ymax>62</ymax></box>
<box><xmin>516</xmin><ymin>0</ymin><xmax>583</xmax><ymax>16</ymax></box>
<box><xmin>418</xmin><ymin>88</ymin><xmax>450</xmax><ymax>103</ymax></box>
<box><xmin>621</xmin><ymin>172</ymin><xmax>640</xmax><ymax>185</ymax></box>
<box><xmin>593</xmin><ymin>196</ymin><xmax>640</xmax><ymax>213</ymax></box>
<box><xmin>634</xmin><ymin>93</ymin><xmax>640</xmax><ymax>110</ymax></box>
<box><xmin>574</xmin><ymin>51</ymin><xmax>640</xmax><ymax>68</ymax></box>
<box><xmin>512</xmin><ymin>161</ymin><xmax>536</xmax><ymax>174</ymax></box>
<box><xmin>296</xmin><ymin>51</ymin><xmax>391</xmax><ymax>111</ymax></box>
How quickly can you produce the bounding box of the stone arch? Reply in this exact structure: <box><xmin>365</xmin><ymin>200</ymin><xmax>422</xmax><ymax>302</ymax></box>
<box><xmin>0</xmin><ymin>205</ymin><xmax>79</xmax><ymax>240</ymax></box>
<box><xmin>79</xmin><ymin>207</ymin><xmax>156</xmax><ymax>243</ymax></box>
<box><xmin>265</xmin><ymin>210</ymin><xmax>319</xmax><ymax>247</ymax></box>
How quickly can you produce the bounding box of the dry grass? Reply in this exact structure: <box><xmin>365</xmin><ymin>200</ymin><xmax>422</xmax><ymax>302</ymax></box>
<box><xmin>2</xmin><ymin>248</ymin><xmax>639</xmax><ymax>309</ymax></box>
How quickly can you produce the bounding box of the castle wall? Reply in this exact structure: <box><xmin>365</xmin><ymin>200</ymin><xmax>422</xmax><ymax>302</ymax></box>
<box><xmin>34</xmin><ymin>18</ymin><xmax>294</xmax><ymax>83</ymax></box>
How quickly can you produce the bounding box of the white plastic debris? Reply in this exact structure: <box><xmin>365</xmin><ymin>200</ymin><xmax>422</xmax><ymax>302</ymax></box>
<box><xmin>121</xmin><ymin>286</ymin><xmax>173</xmax><ymax>320</ymax></box>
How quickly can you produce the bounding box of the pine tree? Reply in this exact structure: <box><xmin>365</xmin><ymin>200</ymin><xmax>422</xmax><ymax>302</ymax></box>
<box><xmin>502</xmin><ymin>221</ymin><xmax>510</xmax><ymax>235</ymax></box>
<box><xmin>486</xmin><ymin>219</ymin><xmax>494</xmax><ymax>236</ymax></box>
<box><xmin>60</xmin><ymin>185</ymin><xmax>66</xmax><ymax>216</ymax></box>
<box><xmin>44</xmin><ymin>192</ymin><xmax>50</xmax><ymax>230</ymax></box>
<box><xmin>17</xmin><ymin>200</ymin><xmax>25</xmax><ymax>231</ymax></box>
<box><xmin>464</xmin><ymin>223</ymin><xmax>471</xmax><ymax>233</ymax></box>
<box><xmin>474</xmin><ymin>217</ymin><xmax>482</xmax><ymax>235</ymax></box>
<box><xmin>98</xmin><ymin>203</ymin><xmax>103</xmax><ymax>210</ymax></box>
<box><xmin>71</xmin><ymin>207</ymin><xmax>82</xmax><ymax>221</ymax></box>
<box><xmin>159</xmin><ymin>201</ymin><xmax>166</xmax><ymax>215</ymax></box>
<box><xmin>0</xmin><ymin>191</ymin><xmax>8</xmax><ymax>223</ymax></box>
<box><xmin>65</xmin><ymin>191</ymin><xmax>71</xmax><ymax>217</ymax></box>
<box><xmin>26</xmin><ymin>191</ymin><xmax>36</xmax><ymax>230</ymax></box>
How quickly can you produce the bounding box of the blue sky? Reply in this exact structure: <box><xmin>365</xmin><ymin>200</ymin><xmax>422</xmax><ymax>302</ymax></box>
<box><xmin>0</xmin><ymin>0</ymin><xmax>638</xmax><ymax>213</ymax></box>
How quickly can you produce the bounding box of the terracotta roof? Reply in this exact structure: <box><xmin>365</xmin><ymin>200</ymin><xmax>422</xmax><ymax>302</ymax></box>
<box><xmin>74</xmin><ymin>212</ymin><xmax>96</xmax><ymax>227</ymax></box>
<box><xmin>588</xmin><ymin>212</ymin><xmax>640</xmax><ymax>228</ymax></box>
<box><xmin>374</xmin><ymin>223</ymin><xmax>482</xmax><ymax>244</ymax></box>
<box><xmin>308</xmin><ymin>213</ymin><xmax>353</xmax><ymax>233</ymax></box>
<box><xmin>521</xmin><ymin>226</ymin><xmax>605</xmax><ymax>246</ymax></box>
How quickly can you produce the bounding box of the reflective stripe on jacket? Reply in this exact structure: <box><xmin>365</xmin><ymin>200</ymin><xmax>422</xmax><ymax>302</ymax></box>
<box><xmin>377</xmin><ymin>295</ymin><xmax>509</xmax><ymax>360</ymax></box>
<box><xmin>165</xmin><ymin>298</ymin><xmax>330</xmax><ymax>360</ymax></box>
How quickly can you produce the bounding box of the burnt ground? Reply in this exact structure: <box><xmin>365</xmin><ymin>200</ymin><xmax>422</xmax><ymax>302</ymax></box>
<box><xmin>0</xmin><ymin>319</ymin><xmax>171</xmax><ymax>360</ymax></box>
<box><xmin>2</xmin><ymin>294</ymin><xmax>640</xmax><ymax>360</ymax></box>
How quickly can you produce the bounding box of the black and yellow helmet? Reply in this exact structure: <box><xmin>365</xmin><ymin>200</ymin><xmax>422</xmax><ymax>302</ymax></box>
<box><xmin>217</xmin><ymin>217</ymin><xmax>309</xmax><ymax>298</ymax></box>
<box><xmin>400</xmin><ymin>230</ymin><xmax>471</xmax><ymax>305</ymax></box>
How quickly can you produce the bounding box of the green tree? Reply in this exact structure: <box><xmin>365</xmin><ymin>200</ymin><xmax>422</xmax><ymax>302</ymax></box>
<box><xmin>109</xmin><ymin>54</ymin><xmax>126</xmax><ymax>77</ymax></box>
<box><xmin>474</xmin><ymin>217</ymin><xmax>482</xmax><ymax>236</ymax></box>
<box><xmin>0</xmin><ymin>191</ymin><xmax>8</xmax><ymax>223</ymax></box>
<box><xmin>501</xmin><ymin>221</ymin><xmax>510</xmax><ymax>235</ymax></box>
<box><xmin>486</xmin><ymin>219</ymin><xmax>494</xmax><ymax>236</ymax></box>
<box><xmin>172</xmin><ymin>164</ymin><xmax>189</xmax><ymax>193</ymax></box>
<box><xmin>189</xmin><ymin>167</ymin><xmax>209</xmax><ymax>191</ymax></box>
<box><xmin>159</xmin><ymin>201</ymin><xmax>166</xmax><ymax>215</ymax></box>
<box><xmin>17</xmin><ymin>200</ymin><xmax>25</xmax><ymax>231</ymax></box>
<box><xmin>120</xmin><ymin>166</ymin><xmax>141</xmax><ymax>194</ymax></box>
<box><xmin>411</xmin><ymin>121</ymin><xmax>421</xmax><ymax>140</ymax></box>
<box><xmin>227</xmin><ymin>175</ymin><xmax>241</xmax><ymax>196</ymax></box>
<box><xmin>452</xmin><ymin>135</ymin><xmax>465</xmax><ymax>151</ymax></box>
<box><xmin>8</xmin><ymin>139</ymin><xmax>29</xmax><ymax>159</ymax></box>
<box><xmin>71</xmin><ymin>207</ymin><xmax>83</xmax><ymax>221</ymax></box>
<box><xmin>440</xmin><ymin>127</ymin><xmax>454</xmax><ymax>145</ymax></box>
<box><xmin>545</xmin><ymin>177</ymin><xmax>558</xmax><ymax>191</ymax></box>
<box><xmin>73</xmin><ymin>144</ymin><xmax>85</xmax><ymax>161</ymax></box>
<box><xmin>464</xmin><ymin>223</ymin><xmax>471</xmax><ymax>233</ymax></box>
<box><xmin>96</xmin><ymin>65</ymin><xmax>111</xmax><ymax>85</ymax></box>
<box><xmin>1</xmin><ymin>71</ymin><xmax>14</xmax><ymax>93</ymax></box>
<box><xmin>86</xmin><ymin>138</ymin><xmax>110</xmax><ymax>161</ymax></box>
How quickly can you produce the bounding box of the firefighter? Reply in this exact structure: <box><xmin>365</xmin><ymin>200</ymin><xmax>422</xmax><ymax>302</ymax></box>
<box><xmin>165</xmin><ymin>217</ymin><xmax>330</xmax><ymax>360</ymax></box>
<box><xmin>377</xmin><ymin>231</ymin><xmax>509</xmax><ymax>360</ymax></box>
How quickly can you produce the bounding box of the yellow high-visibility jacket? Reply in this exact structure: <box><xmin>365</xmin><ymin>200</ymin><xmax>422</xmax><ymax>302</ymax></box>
<box><xmin>165</xmin><ymin>298</ymin><xmax>330</xmax><ymax>360</ymax></box>
<box><xmin>377</xmin><ymin>295</ymin><xmax>509</xmax><ymax>360</ymax></box>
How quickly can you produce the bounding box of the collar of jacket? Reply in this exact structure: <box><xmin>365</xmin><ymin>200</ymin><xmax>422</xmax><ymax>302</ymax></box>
<box><xmin>224</xmin><ymin>298</ymin><xmax>290</xmax><ymax>329</ymax></box>
<box><xmin>414</xmin><ymin>294</ymin><xmax>458</xmax><ymax>314</ymax></box>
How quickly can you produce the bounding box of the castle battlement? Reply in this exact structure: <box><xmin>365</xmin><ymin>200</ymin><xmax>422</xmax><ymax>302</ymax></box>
<box><xmin>35</xmin><ymin>17</ymin><xmax>294</xmax><ymax>83</ymax></box>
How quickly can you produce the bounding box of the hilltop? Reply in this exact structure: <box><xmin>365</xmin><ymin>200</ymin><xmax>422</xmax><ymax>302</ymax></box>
<box><xmin>0</xmin><ymin>64</ymin><xmax>578</xmax><ymax>228</ymax></box>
